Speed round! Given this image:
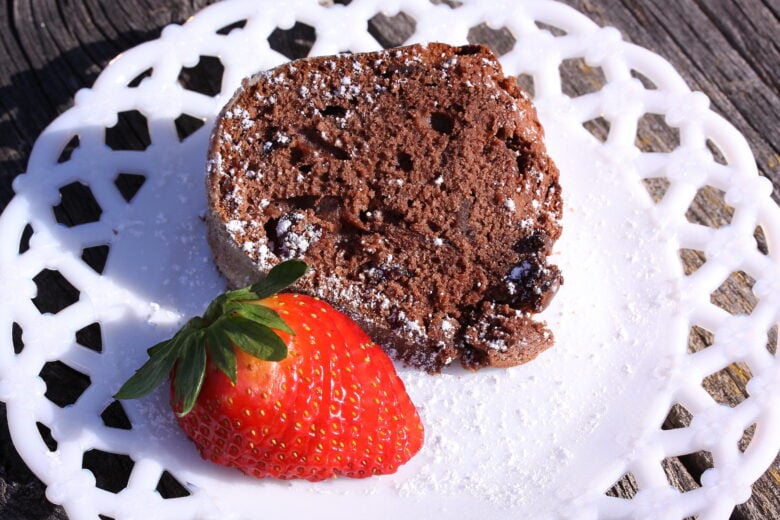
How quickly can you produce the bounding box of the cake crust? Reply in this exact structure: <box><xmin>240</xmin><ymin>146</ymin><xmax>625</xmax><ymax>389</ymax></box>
<box><xmin>206</xmin><ymin>43</ymin><xmax>563</xmax><ymax>372</ymax></box>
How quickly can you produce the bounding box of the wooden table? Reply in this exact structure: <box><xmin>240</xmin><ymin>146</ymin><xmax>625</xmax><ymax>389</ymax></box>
<box><xmin>0</xmin><ymin>1</ymin><xmax>777</xmax><ymax>518</ymax></box>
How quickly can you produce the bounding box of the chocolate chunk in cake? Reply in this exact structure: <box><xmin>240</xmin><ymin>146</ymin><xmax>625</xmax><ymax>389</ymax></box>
<box><xmin>206</xmin><ymin>43</ymin><xmax>563</xmax><ymax>372</ymax></box>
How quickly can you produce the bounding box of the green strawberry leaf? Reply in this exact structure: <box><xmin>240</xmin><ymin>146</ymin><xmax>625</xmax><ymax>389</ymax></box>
<box><xmin>248</xmin><ymin>260</ymin><xmax>307</xmax><ymax>300</ymax></box>
<box><xmin>203</xmin><ymin>294</ymin><xmax>228</xmax><ymax>323</ymax></box>
<box><xmin>226</xmin><ymin>301</ymin><xmax>294</xmax><ymax>335</ymax></box>
<box><xmin>115</xmin><ymin>259</ymin><xmax>306</xmax><ymax>416</ymax></box>
<box><xmin>206</xmin><ymin>327</ymin><xmax>237</xmax><ymax>385</ymax></box>
<box><xmin>223</xmin><ymin>287</ymin><xmax>259</xmax><ymax>302</ymax></box>
<box><xmin>219</xmin><ymin>316</ymin><xmax>288</xmax><ymax>361</ymax></box>
<box><xmin>173</xmin><ymin>332</ymin><xmax>208</xmax><ymax>417</ymax></box>
<box><xmin>184</xmin><ymin>316</ymin><xmax>207</xmax><ymax>331</ymax></box>
<box><xmin>115</xmin><ymin>336</ymin><xmax>184</xmax><ymax>399</ymax></box>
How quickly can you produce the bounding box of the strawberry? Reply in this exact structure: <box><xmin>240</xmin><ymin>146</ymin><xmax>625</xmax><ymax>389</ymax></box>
<box><xmin>115</xmin><ymin>260</ymin><xmax>424</xmax><ymax>480</ymax></box>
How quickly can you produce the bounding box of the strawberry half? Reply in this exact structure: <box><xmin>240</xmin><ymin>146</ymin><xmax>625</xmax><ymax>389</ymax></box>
<box><xmin>115</xmin><ymin>260</ymin><xmax>424</xmax><ymax>480</ymax></box>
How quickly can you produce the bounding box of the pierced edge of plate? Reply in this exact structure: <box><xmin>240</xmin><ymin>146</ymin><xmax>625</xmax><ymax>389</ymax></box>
<box><xmin>0</xmin><ymin>0</ymin><xmax>778</xmax><ymax>518</ymax></box>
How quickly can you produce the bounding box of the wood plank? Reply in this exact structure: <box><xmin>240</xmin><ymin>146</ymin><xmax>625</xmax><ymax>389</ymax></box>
<box><xmin>563</xmin><ymin>0</ymin><xmax>779</xmax><ymax>195</ymax></box>
<box><xmin>559</xmin><ymin>2</ymin><xmax>779</xmax><ymax>518</ymax></box>
<box><xmin>0</xmin><ymin>1</ymin><xmax>777</xmax><ymax>518</ymax></box>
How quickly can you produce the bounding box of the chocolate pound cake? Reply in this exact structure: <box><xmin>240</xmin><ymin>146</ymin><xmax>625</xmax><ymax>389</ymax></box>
<box><xmin>206</xmin><ymin>43</ymin><xmax>562</xmax><ymax>372</ymax></box>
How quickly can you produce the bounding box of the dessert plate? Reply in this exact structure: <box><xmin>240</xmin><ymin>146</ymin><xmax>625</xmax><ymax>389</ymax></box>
<box><xmin>1</xmin><ymin>0</ymin><xmax>779</xmax><ymax>518</ymax></box>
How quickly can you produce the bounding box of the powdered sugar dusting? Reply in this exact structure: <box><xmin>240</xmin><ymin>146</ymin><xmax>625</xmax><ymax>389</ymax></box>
<box><xmin>275</xmin><ymin>212</ymin><xmax>322</xmax><ymax>260</ymax></box>
<box><xmin>5</xmin><ymin>0</ymin><xmax>773</xmax><ymax>518</ymax></box>
<box><xmin>197</xmin><ymin>42</ymin><xmax>683</xmax><ymax>519</ymax></box>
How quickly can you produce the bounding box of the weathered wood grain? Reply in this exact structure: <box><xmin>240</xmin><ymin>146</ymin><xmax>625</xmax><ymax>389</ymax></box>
<box><xmin>0</xmin><ymin>1</ymin><xmax>777</xmax><ymax>518</ymax></box>
<box><xmin>562</xmin><ymin>3</ymin><xmax>779</xmax><ymax>518</ymax></box>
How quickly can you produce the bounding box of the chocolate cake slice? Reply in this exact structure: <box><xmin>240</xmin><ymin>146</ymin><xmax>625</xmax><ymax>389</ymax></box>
<box><xmin>206</xmin><ymin>43</ymin><xmax>562</xmax><ymax>372</ymax></box>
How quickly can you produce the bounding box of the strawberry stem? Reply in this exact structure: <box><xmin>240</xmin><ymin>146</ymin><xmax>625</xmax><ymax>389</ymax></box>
<box><xmin>115</xmin><ymin>260</ymin><xmax>308</xmax><ymax>416</ymax></box>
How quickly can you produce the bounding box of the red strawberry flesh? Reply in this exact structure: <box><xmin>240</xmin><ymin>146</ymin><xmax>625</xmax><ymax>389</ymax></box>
<box><xmin>175</xmin><ymin>293</ymin><xmax>424</xmax><ymax>481</ymax></box>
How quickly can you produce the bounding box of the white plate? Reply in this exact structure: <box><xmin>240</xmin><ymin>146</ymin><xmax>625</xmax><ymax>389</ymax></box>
<box><xmin>1</xmin><ymin>1</ymin><xmax>779</xmax><ymax>519</ymax></box>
